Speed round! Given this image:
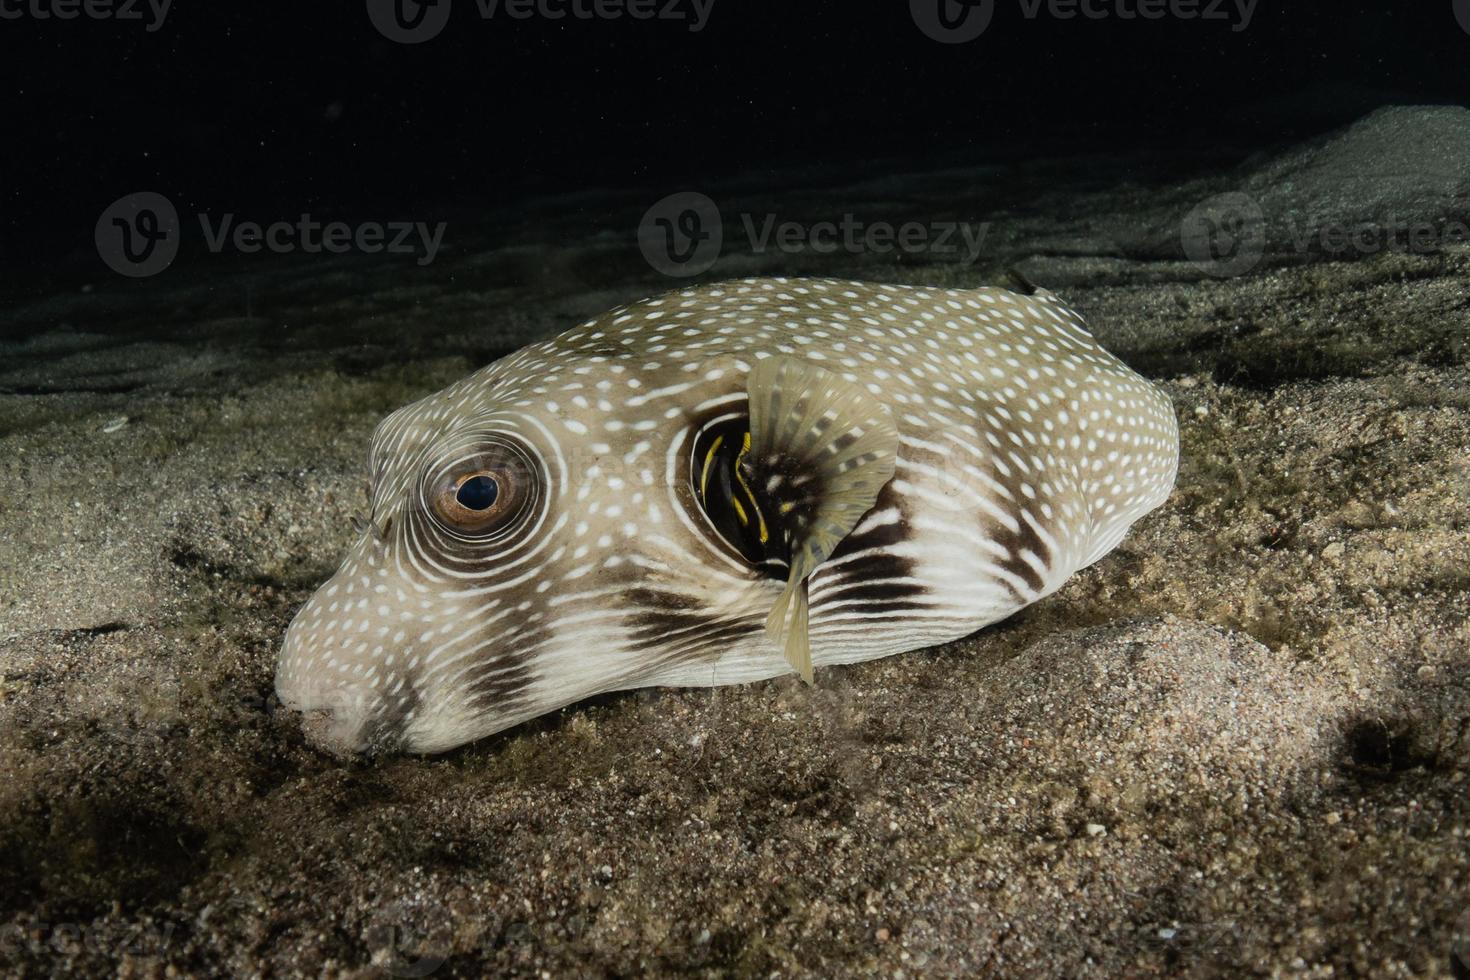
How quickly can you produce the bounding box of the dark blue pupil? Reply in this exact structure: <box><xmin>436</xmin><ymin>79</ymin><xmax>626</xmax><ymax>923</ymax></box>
<box><xmin>456</xmin><ymin>475</ymin><xmax>499</xmax><ymax>511</ymax></box>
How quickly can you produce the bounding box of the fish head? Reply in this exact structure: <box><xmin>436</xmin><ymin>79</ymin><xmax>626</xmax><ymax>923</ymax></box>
<box><xmin>275</xmin><ymin>348</ymin><xmax>781</xmax><ymax>755</ymax></box>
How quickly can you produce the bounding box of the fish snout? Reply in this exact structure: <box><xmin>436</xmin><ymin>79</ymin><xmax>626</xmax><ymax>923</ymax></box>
<box><xmin>275</xmin><ymin>596</ymin><xmax>413</xmax><ymax>756</ymax></box>
<box><xmin>275</xmin><ymin>671</ymin><xmax>400</xmax><ymax>756</ymax></box>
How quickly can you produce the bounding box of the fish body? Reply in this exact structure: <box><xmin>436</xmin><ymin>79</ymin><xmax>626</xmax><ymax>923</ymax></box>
<box><xmin>276</xmin><ymin>277</ymin><xmax>1179</xmax><ymax>754</ymax></box>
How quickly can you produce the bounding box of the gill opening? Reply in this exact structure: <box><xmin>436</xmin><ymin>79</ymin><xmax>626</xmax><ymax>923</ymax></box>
<box><xmin>730</xmin><ymin>430</ymin><xmax>769</xmax><ymax>546</ymax></box>
<box><xmin>691</xmin><ymin>415</ymin><xmax>779</xmax><ymax>569</ymax></box>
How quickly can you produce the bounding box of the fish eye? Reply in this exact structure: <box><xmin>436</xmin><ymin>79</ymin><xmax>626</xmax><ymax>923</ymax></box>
<box><xmin>431</xmin><ymin>466</ymin><xmax>518</xmax><ymax>533</ymax></box>
<box><xmin>420</xmin><ymin>435</ymin><xmax>543</xmax><ymax>545</ymax></box>
<box><xmin>455</xmin><ymin>474</ymin><xmax>499</xmax><ymax>511</ymax></box>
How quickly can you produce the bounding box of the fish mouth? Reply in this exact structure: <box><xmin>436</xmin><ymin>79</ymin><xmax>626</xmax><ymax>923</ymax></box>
<box><xmin>294</xmin><ymin>705</ymin><xmax>368</xmax><ymax>759</ymax></box>
<box><xmin>298</xmin><ymin>705</ymin><xmax>405</xmax><ymax>758</ymax></box>
<box><xmin>275</xmin><ymin>613</ymin><xmax>414</xmax><ymax>757</ymax></box>
<box><xmin>276</xmin><ymin>677</ymin><xmax>412</xmax><ymax>758</ymax></box>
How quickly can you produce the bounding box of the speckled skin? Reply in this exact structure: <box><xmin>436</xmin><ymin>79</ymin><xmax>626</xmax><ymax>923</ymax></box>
<box><xmin>275</xmin><ymin>277</ymin><xmax>1179</xmax><ymax>754</ymax></box>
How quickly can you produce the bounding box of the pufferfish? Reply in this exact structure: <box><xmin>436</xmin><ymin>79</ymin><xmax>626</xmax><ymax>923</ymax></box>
<box><xmin>276</xmin><ymin>277</ymin><xmax>1179</xmax><ymax>755</ymax></box>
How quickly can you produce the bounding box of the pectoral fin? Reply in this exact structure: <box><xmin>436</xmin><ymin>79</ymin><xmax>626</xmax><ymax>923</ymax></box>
<box><xmin>744</xmin><ymin>355</ymin><xmax>899</xmax><ymax>683</ymax></box>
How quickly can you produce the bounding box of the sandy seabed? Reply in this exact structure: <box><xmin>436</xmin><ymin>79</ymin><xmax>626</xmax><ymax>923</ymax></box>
<box><xmin>1</xmin><ymin>107</ymin><xmax>1468</xmax><ymax>977</ymax></box>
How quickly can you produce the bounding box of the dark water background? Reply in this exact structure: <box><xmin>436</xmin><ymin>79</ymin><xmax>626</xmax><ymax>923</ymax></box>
<box><xmin>2</xmin><ymin>1</ymin><xmax>1468</xmax><ymax>309</ymax></box>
